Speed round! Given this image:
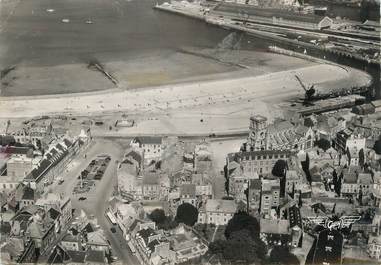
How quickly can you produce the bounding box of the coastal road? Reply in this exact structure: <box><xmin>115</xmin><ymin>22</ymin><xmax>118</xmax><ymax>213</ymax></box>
<box><xmin>52</xmin><ymin>138</ymin><xmax>139</xmax><ymax>264</ymax></box>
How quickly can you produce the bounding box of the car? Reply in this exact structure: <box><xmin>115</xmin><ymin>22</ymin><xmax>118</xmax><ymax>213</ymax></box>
<box><xmin>78</xmin><ymin>197</ymin><xmax>87</xmax><ymax>201</ymax></box>
<box><xmin>110</xmin><ymin>227</ymin><xmax>116</xmax><ymax>233</ymax></box>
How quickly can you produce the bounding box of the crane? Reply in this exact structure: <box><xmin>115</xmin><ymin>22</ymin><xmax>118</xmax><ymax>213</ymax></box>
<box><xmin>295</xmin><ymin>75</ymin><xmax>316</xmax><ymax>102</ymax></box>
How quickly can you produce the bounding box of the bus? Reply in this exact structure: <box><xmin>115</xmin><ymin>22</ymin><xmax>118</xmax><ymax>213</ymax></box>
<box><xmin>105</xmin><ymin>211</ymin><xmax>117</xmax><ymax>225</ymax></box>
<box><xmin>127</xmin><ymin>241</ymin><xmax>136</xmax><ymax>254</ymax></box>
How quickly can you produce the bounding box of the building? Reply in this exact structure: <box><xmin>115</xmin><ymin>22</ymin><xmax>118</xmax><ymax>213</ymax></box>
<box><xmin>212</xmin><ymin>3</ymin><xmax>333</xmax><ymax>30</ymax></box>
<box><xmin>168</xmin><ymin>225</ymin><xmax>208</xmax><ymax>264</ymax></box>
<box><xmin>23</xmin><ymin>138</ymin><xmax>76</xmax><ymax>195</ymax></box>
<box><xmin>247</xmin><ymin>115</ymin><xmax>314</xmax><ymax>152</ymax></box>
<box><xmin>227</xmin><ymin>149</ymin><xmax>291</xmax><ymax>177</ymax></box>
<box><xmin>260</xmin><ymin>179</ymin><xmax>280</xmax><ymax>218</ymax></box>
<box><xmin>142</xmin><ymin>173</ymin><xmax>161</xmax><ymax>200</ymax></box>
<box><xmin>341</xmin><ymin>167</ymin><xmax>359</xmax><ymax>196</ymax></box>
<box><xmin>180</xmin><ymin>184</ymin><xmax>197</xmax><ymax>207</ymax></box>
<box><xmin>6</xmin><ymin>156</ymin><xmax>33</xmax><ymax>179</ymax></box>
<box><xmin>198</xmin><ymin>199</ymin><xmax>237</xmax><ymax>226</ymax></box>
<box><xmin>260</xmin><ymin>219</ymin><xmax>291</xmax><ymax>247</ymax></box>
<box><xmin>131</xmin><ymin>137</ymin><xmax>163</xmax><ymax>163</ymax></box>
<box><xmin>368</xmin><ymin>235</ymin><xmax>381</xmax><ymax>261</ymax></box>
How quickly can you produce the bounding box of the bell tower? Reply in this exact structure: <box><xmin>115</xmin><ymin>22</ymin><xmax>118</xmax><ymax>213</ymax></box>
<box><xmin>249</xmin><ymin>115</ymin><xmax>268</xmax><ymax>151</ymax></box>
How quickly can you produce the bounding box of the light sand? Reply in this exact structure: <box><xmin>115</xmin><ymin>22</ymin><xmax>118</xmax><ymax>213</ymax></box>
<box><xmin>0</xmin><ymin>64</ymin><xmax>371</xmax><ymax>120</ymax></box>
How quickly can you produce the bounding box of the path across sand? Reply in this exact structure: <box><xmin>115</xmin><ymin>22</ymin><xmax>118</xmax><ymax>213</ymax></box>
<box><xmin>0</xmin><ymin>64</ymin><xmax>372</xmax><ymax>119</ymax></box>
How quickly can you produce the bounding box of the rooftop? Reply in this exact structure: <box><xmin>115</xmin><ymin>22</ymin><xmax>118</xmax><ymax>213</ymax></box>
<box><xmin>205</xmin><ymin>199</ymin><xmax>237</xmax><ymax>213</ymax></box>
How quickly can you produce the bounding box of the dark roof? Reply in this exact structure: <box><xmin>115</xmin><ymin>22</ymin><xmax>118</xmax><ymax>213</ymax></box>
<box><xmin>134</xmin><ymin>137</ymin><xmax>162</xmax><ymax>145</ymax></box>
<box><xmin>228</xmin><ymin>150</ymin><xmax>291</xmax><ymax>163</ymax></box>
<box><xmin>215</xmin><ymin>3</ymin><xmax>329</xmax><ymax>24</ymax></box>
<box><xmin>67</xmin><ymin>250</ymin><xmax>86</xmax><ymax>263</ymax></box>
<box><xmin>250</xmin><ymin>179</ymin><xmax>262</xmax><ymax>190</ymax></box>
<box><xmin>0</xmin><ymin>146</ymin><xmax>33</xmax><ymax>157</ymax></box>
<box><xmin>47</xmin><ymin>245</ymin><xmax>70</xmax><ymax>264</ymax></box>
<box><xmin>82</xmin><ymin>223</ymin><xmax>94</xmax><ymax>233</ymax></box>
<box><xmin>148</xmin><ymin>239</ymin><xmax>160</xmax><ymax>253</ymax></box>
<box><xmin>137</xmin><ymin>228</ymin><xmax>156</xmax><ymax>245</ymax></box>
<box><xmin>85</xmin><ymin>250</ymin><xmax>105</xmax><ymax>263</ymax></box>
<box><xmin>126</xmin><ymin>150</ymin><xmax>143</xmax><ymax>166</ymax></box>
<box><xmin>48</xmin><ymin>208</ymin><xmax>61</xmax><ymax>220</ymax></box>
<box><xmin>21</xmin><ymin>187</ymin><xmax>35</xmax><ymax>200</ymax></box>
<box><xmin>289</xmin><ymin>205</ymin><xmax>302</xmax><ymax>228</ymax></box>
<box><xmin>26</xmin><ymin>159</ymin><xmax>52</xmax><ymax>182</ymax></box>
<box><xmin>63</xmin><ymin>139</ymin><xmax>72</xmax><ymax>147</ymax></box>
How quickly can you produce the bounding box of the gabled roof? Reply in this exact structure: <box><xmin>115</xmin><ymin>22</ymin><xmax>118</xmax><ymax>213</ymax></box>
<box><xmin>180</xmin><ymin>184</ymin><xmax>196</xmax><ymax>197</ymax></box>
<box><xmin>134</xmin><ymin>137</ymin><xmax>162</xmax><ymax>145</ymax></box>
<box><xmin>67</xmin><ymin>250</ymin><xmax>86</xmax><ymax>263</ymax></box>
<box><xmin>47</xmin><ymin>245</ymin><xmax>71</xmax><ymax>264</ymax></box>
<box><xmin>205</xmin><ymin>199</ymin><xmax>237</xmax><ymax>213</ymax></box>
<box><xmin>48</xmin><ymin>208</ymin><xmax>61</xmax><ymax>220</ymax></box>
<box><xmin>85</xmin><ymin>250</ymin><xmax>105</xmax><ymax>263</ymax></box>
<box><xmin>289</xmin><ymin>205</ymin><xmax>302</xmax><ymax>229</ymax></box>
<box><xmin>21</xmin><ymin>186</ymin><xmax>35</xmax><ymax>201</ymax></box>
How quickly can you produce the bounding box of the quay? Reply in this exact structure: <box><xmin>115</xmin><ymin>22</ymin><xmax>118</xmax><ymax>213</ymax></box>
<box><xmin>153</xmin><ymin>2</ymin><xmax>380</xmax><ymax>67</ymax></box>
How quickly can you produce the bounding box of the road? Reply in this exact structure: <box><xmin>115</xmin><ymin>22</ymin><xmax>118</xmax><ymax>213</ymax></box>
<box><xmin>52</xmin><ymin>138</ymin><xmax>139</xmax><ymax>265</ymax></box>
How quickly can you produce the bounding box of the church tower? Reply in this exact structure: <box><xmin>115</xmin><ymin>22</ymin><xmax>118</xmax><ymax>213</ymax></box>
<box><xmin>249</xmin><ymin>115</ymin><xmax>268</xmax><ymax>151</ymax></box>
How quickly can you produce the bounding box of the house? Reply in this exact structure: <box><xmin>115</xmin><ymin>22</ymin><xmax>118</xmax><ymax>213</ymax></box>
<box><xmin>198</xmin><ymin>199</ymin><xmax>237</xmax><ymax>226</ymax></box>
<box><xmin>115</xmin><ymin>202</ymin><xmax>144</xmax><ymax>241</ymax></box>
<box><xmin>142</xmin><ymin>173</ymin><xmax>160</xmax><ymax>200</ymax></box>
<box><xmin>26</xmin><ymin>209</ymin><xmax>57</xmax><ymax>255</ymax></box>
<box><xmin>86</xmin><ymin>230</ymin><xmax>109</xmax><ymax>252</ymax></box>
<box><xmin>369</xmin><ymin>229</ymin><xmax>381</xmax><ymax>256</ymax></box>
<box><xmin>288</xmin><ymin>205</ymin><xmax>303</xmax><ymax>248</ymax></box>
<box><xmin>341</xmin><ymin>167</ymin><xmax>359</xmax><ymax>196</ymax></box>
<box><xmin>180</xmin><ymin>184</ymin><xmax>197</xmax><ymax>207</ymax></box>
<box><xmin>285</xmin><ymin>170</ymin><xmax>303</xmax><ymax>194</ymax></box>
<box><xmin>131</xmin><ymin>137</ymin><xmax>163</xmax><ymax>163</ymax></box>
<box><xmin>134</xmin><ymin>226</ymin><xmax>170</xmax><ymax>265</ymax></box>
<box><xmin>19</xmin><ymin>186</ymin><xmax>36</xmax><ymax>209</ymax></box>
<box><xmin>117</xmin><ymin>159</ymin><xmax>140</xmax><ymax>201</ymax></box>
<box><xmin>248</xmin><ymin>179</ymin><xmax>262</xmax><ymax>209</ymax></box>
<box><xmin>85</xmin><ymin>249</ymin><xmax>108</xmax><ymax>264</ymax></box>
<box><xmin>61</xmin><ymin>233</ymin><xmax>83</xmax><ymax>251</ymax></box>
<box><xmin>358</xmin><ymin>173</ymin><xmax>372</xmax><ymax>195</ymax></box>
<box><xmin>261</xmin><ymin>179</ymin><xmax>280</xmax><ymax>219</ymax></box>
<box><xmin>260</xmin><ymin>219</ymin><xmax>291</xmax><ymax>247</ymax></box>
<box><xmin>168</xmin><ymin>224</ymin><xmax>208</xmax><ymax>263</ymax></box>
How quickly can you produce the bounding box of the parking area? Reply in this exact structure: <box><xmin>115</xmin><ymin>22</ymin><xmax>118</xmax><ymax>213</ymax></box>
<box><xmin>72</xmin><ymin>154</ymin><xmax>111</xmax><ymax>195</ymax></box>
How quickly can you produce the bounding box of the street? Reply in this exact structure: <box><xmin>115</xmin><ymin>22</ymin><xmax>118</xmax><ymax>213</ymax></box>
<box><xmin>52</xmin><ymin>138</ymin><xmax>139</xmax><ymax>264</ymax></box>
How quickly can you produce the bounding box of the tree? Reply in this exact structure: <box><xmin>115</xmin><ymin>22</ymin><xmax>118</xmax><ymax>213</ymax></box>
<box><xmin>374</xmin><ymin>139</ymin><xmax>381</xmax><ymax>155</ymax></box>
<box><xmin>302</xmin><ymin>153</ymin><xmax>311</xmax><ymax>184</ymax></box>
<box><xmin>315</xmin><ymin>138</ymin><xmax>331</xmax><ymax>152</ymax></box>
<box><xmin>225</xmin><ymin>211</ymin><xmax>260</xmax><ymax>240</ymax></box>
<box><xmin>210</xmin><ymin>230</ymin><xmax>267</xmax><ymax>265</ymax></box>
<box><xmin>272</xmin><ymin>160</ymin><xmax>288</xmax><ymax>178</ymax></box>
<box><xmin>149</xmin><ymin>209</ymin><xmax>166</xmax><ymax>225</ymax></box>
<box><xmin>175</xmin><ymin>203</ymin><xmax>198</xmax><ymax>226</ymax></box>
<box><xmin>269</xmin><ymin>246</ymin><xmax>300</xmax><ymax>265</ymax></box>
<box><xmin>223</xmin><ymin>230</ymin><xmax>266</xmax><ymax>264</ymax></box>
<box><xmin>359</xmin><ymin>148</ymin><xmax>365</xmax><ymax>168</ymax></box>
<box><xmin>224</xmin><ymin>165</ymin><xmax>230</xmax><ymax>196</ymax></box>
<box><xmin>272</xmin><ymin>160</ymin><xmax>288</xmax><ymax>197</ymax></box>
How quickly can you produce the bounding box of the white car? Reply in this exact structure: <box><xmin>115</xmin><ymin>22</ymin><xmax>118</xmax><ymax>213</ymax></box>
<box><xmin>62</xmin><ymin>19</ymin><xmax>70</xmax><ymax>23</ymax></box>
<box><xmin>85</xmin><ymin>20</ymin><xmax>93</xmax><ymax>24</ymax></box>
